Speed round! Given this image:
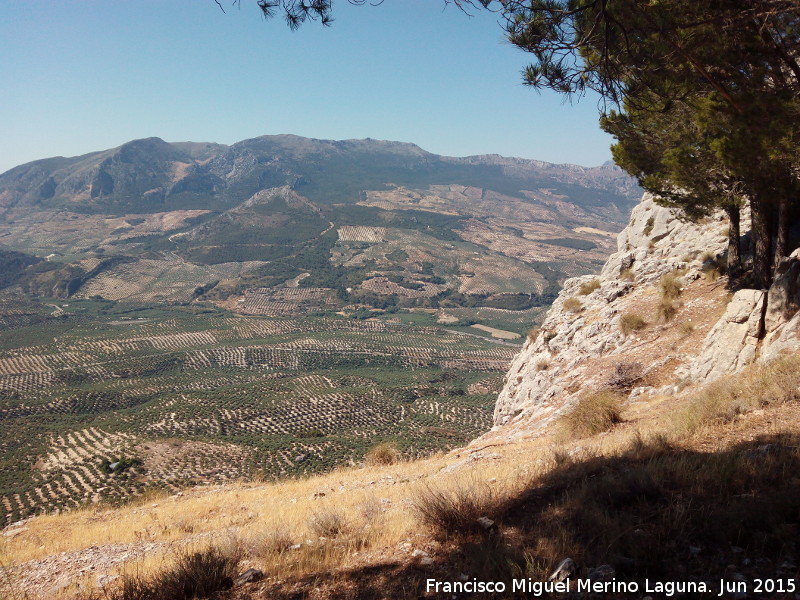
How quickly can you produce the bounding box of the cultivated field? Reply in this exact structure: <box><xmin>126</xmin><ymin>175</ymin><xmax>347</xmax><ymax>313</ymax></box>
<box><xmin>0</xmin><ymin>300</ymin><xmax>512</xmax><ymax>527</ymax></box>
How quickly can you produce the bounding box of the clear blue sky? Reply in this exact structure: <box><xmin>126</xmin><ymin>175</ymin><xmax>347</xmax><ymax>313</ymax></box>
<box><xmin>0</xmin><ymin>1</ymin><xmax>615</xmax><ymax>174</ymax></box>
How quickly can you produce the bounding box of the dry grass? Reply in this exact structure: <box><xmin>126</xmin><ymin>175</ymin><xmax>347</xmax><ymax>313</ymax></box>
<box><xmin>656</xmin><ymin>296</ymin><xmax>678</xmax><ymax>322</ymax></box>
<box><xmin>678</xmin><ymin>321</ymin><xmax>695</xmax><ymax>337</ymax></box>
<box><xmin>6</xmin><ymin>342</ymin><xmax>800</xmax><ymax>600</ymax></box>
<box><xmin>558</xmin><ymin>390</ymin><xmax>624</xmax><ymax>439</ymax></box>
<box><xmin>535</xmin><ymin>358</ymin><xmax>549</xmax><ymax>372</ymax></box>
<box><xmin>672</xmin><ymin>354</ymin><xmax>800</xmax><ymax>435</ymax></box>
<box><xmin>659</xmin><ymin>271</ymin><xmax>682</xmax><ymax>300</ymax></box>
<box><xmin>620</xmin><ymin>267</ymin><xmax>635</xmax><ymax>281</ymax></box>
<box><xmin>526</xmin><ymin>327</ymin><xmax>541</xmax><ymax>344</ymax></box>
<box><xmin>619</xmin><ymin>312</ymin><xmax>647</xmax><ymax>336</ymax></box>
<box><xmin>412</xmin><ymin>479</ymin><xmax>498</xmax><ymax>539</ymax></box>
<box><xmin>563</xmin><ymin>297</ymin><xmax>582</xmax><ymax>313</ymax></box>
<box><xmin>365</xmin><ymin>443</ymin><xmax>399</xmax><ymax>466</ymax></box>
<box><xmin>578</xmin><ymin>278</ymin><xmax>601</xmax><ymax>295</ymax></box>
<box><xmin>78</xmin><ymin>546</ymin><xmax>240</xmax><ymax>600</ymax></box>
<box><xmin>701</xmin><ymin>251</ymin><xmax>726</xmax><ymax>280</ymax></box>
<box><xmin>309</xmin><ymin>508</ymin><xmax>351</xmax><ymax>538</ymax></box>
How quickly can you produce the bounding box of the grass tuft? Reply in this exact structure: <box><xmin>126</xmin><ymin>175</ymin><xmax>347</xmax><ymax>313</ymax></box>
<box><xmin>656</xmin><ymin>296</ymin><xmax>678</xmax><ymax>322</ymax></box>
<box><xmin>579</xmin><ymin>279</ymin><xmax>601</xmax><ymax>295</ymax></box>
<box><xmin>619</xmin><ymin>312</ymin><xmax>647</xmax><ymax>336</ymax></box>
<box><xmin>365</xmin><ymin>443</ymin><xmax>399</xmax><ymax>466</ymax></box>
<box><xmin>559</xmin><ymin>390</ymin><xmax>624</xmax><ymax>439</ymax></box>
<box><xmin>81</xmin><ymin>546</ymin><xmax>240</xmax><ymax>600</ymax></box>
<box><xmin>563</xmin><ymin>297</ymin><xmax>582</xmax><ymax>313</ymax></box>
<box><xmin>659</xmin><ymin>272</ymin><xmax>682</xmax><ymax>300</ymax></box>
<box><xmin>310</xmin><ymin>508</ymin><xmax>351</xmax><ymax>538</ymax></box>
<box><xmin>413</xmin><ymin>481</ymin><xmax>497</xmax><ymax>539</ymax></box>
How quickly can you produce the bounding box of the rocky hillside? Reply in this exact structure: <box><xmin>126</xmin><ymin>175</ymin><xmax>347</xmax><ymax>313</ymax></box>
<box><xmin>4</xmin><ymin>194</ymin><xmax>800</xmax><ymax>600</ymax></box>
<box><xmin>492</xmin><ymin>193</ymin><xmax>800</xmax><ymax>436</ymax></box>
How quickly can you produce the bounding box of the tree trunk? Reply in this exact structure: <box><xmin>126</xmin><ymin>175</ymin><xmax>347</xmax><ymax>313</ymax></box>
<box><xmin>774</xmin><ymin>194</ymin><xmax>788</xmax><ymax>272</ymax></box>
<box><xmin>725</xmin><ymin>203</ymin><xmax>741</xmax><ymax>277</ymax></box>
<box><xmin>750</xmin><ymin>197</ymin><xmax>773</xmax><ymax>289</ymax></box>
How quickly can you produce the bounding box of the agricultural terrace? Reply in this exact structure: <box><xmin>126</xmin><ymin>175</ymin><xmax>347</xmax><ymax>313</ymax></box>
<box><xmin>0</xmin><ymin>300</ymin><xmax>513</xmax><ymax>526</ymax></box>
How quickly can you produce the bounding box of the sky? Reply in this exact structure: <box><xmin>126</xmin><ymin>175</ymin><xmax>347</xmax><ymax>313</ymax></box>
<box><xmin>0</xmin><ymin>1</ymin><xmax>616</xmax><ymax>174</ymax></box>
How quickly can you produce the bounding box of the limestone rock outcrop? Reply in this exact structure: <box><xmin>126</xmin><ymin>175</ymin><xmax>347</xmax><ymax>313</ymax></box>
<box><xmin>492</xmin><ymin>193</ymin><xmax>800</xmax><ymax>435</ymax></box>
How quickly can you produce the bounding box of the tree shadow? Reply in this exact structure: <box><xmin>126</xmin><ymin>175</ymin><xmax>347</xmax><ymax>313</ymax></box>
<box><xmin>233</xmin><ymin>433</ymin><xmax>800</xmax><ymax>599</ymax></box>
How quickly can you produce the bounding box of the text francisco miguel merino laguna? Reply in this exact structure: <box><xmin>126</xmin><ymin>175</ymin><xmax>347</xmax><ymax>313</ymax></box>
<box><xmin>426</xmin><ymin>577</ymin><xmax>797</xmax><ymax>596</ymax></box>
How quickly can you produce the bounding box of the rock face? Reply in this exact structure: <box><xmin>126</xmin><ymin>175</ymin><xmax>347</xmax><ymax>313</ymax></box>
<box><xmin>492</xmin><ymin>193</ymin><xmax>800</xmax><ymax>433</ymax></box>
<box><xmin>685</xmin><ymin>289</ymin><xmax>766</xmax><ymax>381</ymax></box>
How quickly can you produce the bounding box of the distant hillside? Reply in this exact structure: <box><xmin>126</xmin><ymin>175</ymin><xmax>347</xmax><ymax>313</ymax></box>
<box><xmin>0</xmin><ymin>135</ymin><xmax>640</xmax><ymax>331</ymax></box>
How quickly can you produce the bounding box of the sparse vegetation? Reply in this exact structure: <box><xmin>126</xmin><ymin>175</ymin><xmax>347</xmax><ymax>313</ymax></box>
<box><xmin>656</xmin><ymin>296</ymin><xmax>678</xmax><ymax>322</ymax></box>
<box><xmin>310</xmin><ymin>509</ymin><xmax>351</xmax><ymax>538</ymax></box>
<box><xmin>558</xmin><ymin>390</ymin><xmax>624</xmax><ymax>438</ymax></box>
<box><xmin>562</xmin><ymin>297</ymin><xmax>582</xmax><ymax>313</ymax></box>
<box><xmin>643</xmin><ymin>216</ymin><xmax>655</xmax><ymax>236</ymax></box>
<box><xmin>620</xmin><ymin>267</ymin><xmax>635</xmax><ymax>281</ymax></box>
<box><xmin>619</xmin><ymin>312</ymin><xmax>647</xmax><ymax>336</ymax></box>
<box><xmin>535</xmin><ymin>358</ymin><xmax>550</xmax><ymax>372</ymax></box>
<box><xmin>365</xmin><ymin>443</ymin><xmax>399</xmax><ymax>466</ymax></box>
<box><xmin>412</xmin><ymin>480</ymin><xmax>498</xmax><ymax>539</ymax></box>
<box><xmin>578</xmin><ymin>278</ymin><xmax>601</xmax><ymax>295</ymax></box>
<box><xmin>701</xmin><ymin>251</ymin><xmax>727</xmax><ymax>280</ymax></box>
<box><xmin>526</xmin><ymin>327</ymin><xmax>540</xmax><ymax>344</ymax></box>
<box><xmin>672</xmin><ymin>354</ymin><xmax>800</xmax><ymax>434</ymax></box>
<box><xmin>83</xmin><ymin>546</ymin><xmax>240</xmax><ymax>600</ymax></box>
<box><xmin>678</xmin><ymin>321</ymin><xmax>695</xmax><ymax>337</ymax></box>
<box><xmin>659</xmin><ymin>271</ymin><xmax>682</xmax><ymax>300</ymax></box>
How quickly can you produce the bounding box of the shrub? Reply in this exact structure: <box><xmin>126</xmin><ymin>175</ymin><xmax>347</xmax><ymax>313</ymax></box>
<box><xmin>659</xmin><ymin>272</ymin><xmax>682</xmax><ymax>300</ymax></box>
<box><xmin>412</xmin><ymin>481</ymin><xmax>497</xmax><ymax>539</ymax></box>
<box><xmin>607</xmin><ymin>361</ymin><xmax>643</xmax><ymax>390</ymax></box>
<box><xmin>678</xmin><ymin>322</ymin><xmax>695</xmax><ymax>337</ymax></box>
<box><xmin>97</xmin><ymin>546</ymin><xmax>240</xmax><ymax>600</ymax></box>
<box><xmin>643</xmin><ymin>216</ymin><xmax>655</xmax><ymax>236</ymax></box>
<box><xmin>365</xmin><ymin>442</ymin><xmax>399</xmax><ymax>466</ymax></box>
<box><xmin>701</xmin><ymin>252</ymin><xmax>726</xmax><ymax>280</ymax></box>
<box><xmin>559</xmin><ymin>390</ymin><xmax>624</xmax><ymax>438</ymax></box>
<box><xmin>526</xmin><ymin>327</ymin><xmax>541</xmax><ymax>344</ymax></box>
<box><xmin>579</xmin><ymin>279</ymin><xmax>601</xmax><ymax>295</ymax></box>
<box><xmin>535</xmin><ymin>358</ymin><xmax>549</xmax><ymax>372</ymax></box>
<box><xmin>656</xmin><ymin>297</ymin><xmax>677</xmax><ymax>322</ymax></box>
<box><xmin>620</xmin><ymin>267</ymin><xmax>635</xmax><ymax>282</ymax></box>
<box><xmin>619</xmin><ymin>312</ymin><xmax>647</xmax><ymax>336</ymax></box>
<box><xmin>563</xmin><ymin>297</ymin><xmax>582</xmax><ymax>313</ymax></box>
<box><xmin>310</xmin><ymin>509</ymin><xmax>350</xmax><ymax>538</ymax></box>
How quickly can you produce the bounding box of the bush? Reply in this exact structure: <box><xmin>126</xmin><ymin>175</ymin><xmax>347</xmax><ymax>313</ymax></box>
<box><xmin>619</xmin><ymin>312</ymin><xmax>647</xmax><ymax>336</ymax></box>
<box><xmin>365</xmin><ymin>442</ymin><xmax>399</xmax><ymax>466</ymax></box>
<box><xmin>620</xmin><ymin>267</ymin><xmax>635</xmax><ymax>282</ymax></box>
<box><xmin>607</xmin><ymin>361</ymin><xmax>643</xmax><ymax>390</ymax></box>
<box><xmin>559</xmin><ymin>390</ymin><xmax>624</xmax><ymax>438</ymax></box>
<box><xmin>643</xmin><ymin>216</ymin><xmax>655</xmax><ymax>236</ymax></box>
<box><xmin>656</xmin><ymin>297</ymin><xmax>677</xmax><ymax>322</ymax></box>
<box><xmin>701</xmin><ymin>252</ymin><xmax>726</xmax><ymax>280</ymax></box>
<box><xmin>563</xmin><ymin>297</ymin><xmax>582</xmax><ymax>313</ymax></box>
<box><xmin>659</xmin><ymin>272</ymin><xmax>682</xmax><ymax>300</ymax></box>
<box><xmin>310</xmin><ymin>509</ymin><xmax>350</xmax><ymax>538</ymax></box>
<box><xmin>535</xmin><ymin>359</ymin><xmax>550</xmax><ymax>372</ymax></box>
<box><xmin>95</xmin><ymin>546</ymin><xmax>240</xmax><ymax>600</ymax></box>
<box><xmin>412</xmin><ymin>481</ymin><xmax>497</xmax><ymax>539</ymax></box>
<box><xmin>526</xmin><ymin>327</ymin><xmax>541</xmax><ymax>344</ymax></box>
<box><xmin>579</xmin><ymin>279</ymin><xmax>601</xmax><ymax>295</ymax></box>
